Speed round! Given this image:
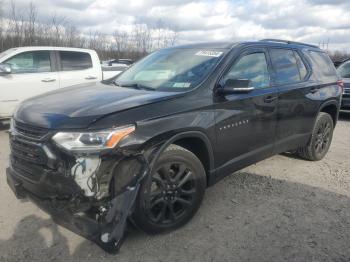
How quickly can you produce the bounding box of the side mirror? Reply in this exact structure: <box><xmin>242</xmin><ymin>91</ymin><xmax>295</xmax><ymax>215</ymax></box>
<box><xmin>218</xmin><ymin>79</ymin><xmax>254</xmax><ymax>95</ymax></box>
<box><xmin>0</xmin><ymin>63</ymin><xmax>12</xmax><ymax>75</ymax></box>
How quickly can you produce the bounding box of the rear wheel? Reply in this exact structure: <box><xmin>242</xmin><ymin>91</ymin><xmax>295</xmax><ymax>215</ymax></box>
<box><xmin>132</xmin><ymin>144</ymin><xmax>206</xmax><ymax>234</ymax></box>
<box><xmin>298</xmin><ymin>112</ymin><xmax>334</xmax><ymax>161</ymax></box>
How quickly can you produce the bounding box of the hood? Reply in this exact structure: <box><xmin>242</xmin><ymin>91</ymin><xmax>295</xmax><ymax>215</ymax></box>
<box><xmin>14</xmin><ymin>82</ymin><xmax>179</xmax><ymax>129</ymax></box>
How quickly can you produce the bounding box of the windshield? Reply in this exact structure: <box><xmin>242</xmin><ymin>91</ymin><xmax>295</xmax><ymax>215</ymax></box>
<box><xmin>338</xmin><ymin>61</ymin><xmax>350</xmax><ymax>79</ymax></box>
<box><xmin>115</xmin><ymin>48</ymin><xmax>226</xmax><ymax>91</ymax></box>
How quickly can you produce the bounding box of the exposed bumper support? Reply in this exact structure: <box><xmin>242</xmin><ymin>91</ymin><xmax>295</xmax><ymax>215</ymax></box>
<box><xmin>6</xmin><ymin>153</ymin><xmax>151</xmax><ymax>253</ymax></box>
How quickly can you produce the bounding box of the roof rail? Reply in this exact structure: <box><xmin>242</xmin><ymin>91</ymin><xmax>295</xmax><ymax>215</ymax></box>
<box><xmin>260</xmin><ymin>39</ymin><xmax>319</xmax><ymax>48</ymax></box>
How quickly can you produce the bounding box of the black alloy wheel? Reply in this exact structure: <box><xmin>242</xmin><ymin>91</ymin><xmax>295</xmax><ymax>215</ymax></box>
<box><xmin>314</xmin><ymin>120</ymin><xmax>332</xmax><ymax>156</ymax></box>
<box><xmin>147</xmin><ymin>162</ymin><xmax>197</xmax><ymax>225</ymax></box>
<box><xmin>132</xmin><ymin>145</ymin><xmax>206</xmax><ymax>234</ymax></box>
<box><xmin>298</xmin><ymin>112</ymin><xmax>334</xmax><ymax>161</ymax></box>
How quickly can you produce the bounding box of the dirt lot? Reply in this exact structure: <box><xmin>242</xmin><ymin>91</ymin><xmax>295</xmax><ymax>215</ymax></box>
<box><xmin>0</xmin><ymin>114</ymin><xmax>349</xmax><ymax>262</ymax></box>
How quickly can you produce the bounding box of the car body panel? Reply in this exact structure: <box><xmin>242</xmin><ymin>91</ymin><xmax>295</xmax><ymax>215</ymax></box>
<box><xmin>14</xmin><ymin>82</ymin><xmax>182</xmax><ymax>129</ymax></box>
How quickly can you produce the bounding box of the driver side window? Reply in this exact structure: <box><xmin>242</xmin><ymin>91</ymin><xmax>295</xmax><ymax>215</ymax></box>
<box><xmin>224</xmin><ymin>52</ymin><xmax>270</xmax><ymax>89</ymax></box>
<box><xmin>5</xmin><ymin>51</ymin><xmax>51</xmax><ymax>74</ymax></box>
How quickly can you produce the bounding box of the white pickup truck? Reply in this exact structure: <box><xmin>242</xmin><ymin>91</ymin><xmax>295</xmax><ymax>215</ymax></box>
<box><xmin>0</xmin><ymin>46</ymin><xmax>123</xmax><ymax>122</ymax></box>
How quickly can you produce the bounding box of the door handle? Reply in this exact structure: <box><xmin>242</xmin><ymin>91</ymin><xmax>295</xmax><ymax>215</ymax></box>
<box><xmin>41</xmin><ymin>78</ymin><xmax>56</xmax><ymax>82</ymax></box>
<box><xmin>264</xmin><ymin>95</ymin><xmax>278</xmax><ymax>103</ymax></box>
<box><xmin>85</xmin><ymin>76</ymin><xmax>97</xmax><ymax>80</ymax></box>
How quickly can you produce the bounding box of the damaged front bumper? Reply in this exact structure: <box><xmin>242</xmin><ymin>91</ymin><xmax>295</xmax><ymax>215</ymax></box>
<box><xmin>7</xmin><ymin>131</ymin><xmax>152</xmax><ymax>253</ymax></box>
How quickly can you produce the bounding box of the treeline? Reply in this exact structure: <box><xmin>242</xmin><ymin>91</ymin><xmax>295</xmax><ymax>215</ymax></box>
<box><xmin>328</xmin><ymin>50</ymin><xmax>350</xmax><ymax>63</ymax></box>
<box><xmin>0</xmin><ymin>0</ymin><xmax>178</xmax><ymax>60</ymax></box>
<box><xmin>1</xmin><ymin>0</ymin><xmax>349</xmax><ymax>63</ymax></box>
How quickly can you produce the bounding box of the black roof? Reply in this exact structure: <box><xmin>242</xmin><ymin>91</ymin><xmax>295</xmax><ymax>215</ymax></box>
<box><xmin>171</xmin><ymin>39</ymin><xmax>320</xmax><ymax>51</ymax></box>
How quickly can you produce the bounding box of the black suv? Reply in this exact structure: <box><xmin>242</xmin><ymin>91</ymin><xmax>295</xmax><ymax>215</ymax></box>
<box><xmin>6</xmin><ymin>39</ymin><xmax>342</xmax><ymax>252</ymax></box>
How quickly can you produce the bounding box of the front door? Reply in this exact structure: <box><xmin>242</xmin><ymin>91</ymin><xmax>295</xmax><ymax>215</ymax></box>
<box><xmin>214</xmin><ymin>47</ymin><xmax>278</xmax><ymax>177</ymax></box>
<box><xmin>0</xmin><ymin>50</ymin><xmax>59</xmax><ymax>118</ymax></box>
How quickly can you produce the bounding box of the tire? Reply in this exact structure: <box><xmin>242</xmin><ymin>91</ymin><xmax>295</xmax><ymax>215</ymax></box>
<box><xmin>132</xmin><ymin>144</ymin><xmax>207</xmax><ymax>234</ymax></box>
<box><xmin>298</xmin><ymin>112</ymin><xmax>334</xmax><ymax>161</ymax></box>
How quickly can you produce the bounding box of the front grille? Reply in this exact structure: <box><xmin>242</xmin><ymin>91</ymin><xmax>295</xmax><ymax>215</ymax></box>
<box><xmin>10</xmin><ymin>137</ymin><xmax>47</xmax><ymax>165</ymax></box>
<box><xmin>11</xmin><ymin>157</ymin><xmax>45</xmax><ymax>182</ymax></box>
<box><xmin>14</xmin><ymin>121</ymin><xmax>49</xmax><ymax>140</ymax></box>
<box><xmin>10</xmin><ymin>122</ymin><xmax>56</xmax><ymax>182</ymax></box>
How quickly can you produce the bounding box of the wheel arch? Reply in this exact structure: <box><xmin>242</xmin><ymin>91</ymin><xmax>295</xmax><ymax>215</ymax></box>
<box><xmin>318</xmin><ymin>100</ymin><xmax>339</xmax><ymax>126</ymax></box>
<box><xmin>146</xmin><ymin>131</ymin><xmax>215</xmax><ymax>184</ymax></box>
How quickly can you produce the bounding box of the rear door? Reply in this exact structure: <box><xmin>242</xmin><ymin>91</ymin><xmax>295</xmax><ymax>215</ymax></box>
<box><xmin>269</xmin><ymin>48</ymin><xmax>323</xmax><ymax>152</ymax></box>
<box><xmin>57</xmin><ymin>51</ymin><xmax>100</xmax><ymax>88</ymax></box>
<box><xmin>0</xmin><ymin>50</ymin><xmax>59</xmax><ymax>118</ymax></box>
<box><xmin>214</xmin><ymin>47</ymin><xmax>278</xmax><ymax>176</ymax></box>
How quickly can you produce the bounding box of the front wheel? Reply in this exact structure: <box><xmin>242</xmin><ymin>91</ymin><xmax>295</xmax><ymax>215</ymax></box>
<box><xmin>298</xmin><ymin>112</ymin><xmax>334</xmax><ymax>161</ymax></box>
<box><xmin>132</xmin><ymin>144</ymin><xmax>206</xmax><ymax>234</ymax></box>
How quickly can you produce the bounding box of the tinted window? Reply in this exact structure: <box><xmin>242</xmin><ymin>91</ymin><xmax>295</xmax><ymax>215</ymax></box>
<box><xmin>294</xmin><ymin>51</ymin><xmax>308</xmax><ymax>80</ymax></box>
<box><xmin>59</xmin><ymin>51</ymin><xmax>92</xmax><ymax>71</ymax></box>
<box><xmin>224</xmin><ymin>52</ymin><xmax>270</xmax><ymax>89</ymax></box>
<box><xmin>5</xmin><ymin>51</ymin><xmax>51</xmax><ymax>74</ymax></box>
<box><xmin>338</xmin><ymin>61</ymin><xmax>350</xmax><ymax>78</ymax></box>
<box><xmin>270</xmin><ymin>49</ymin><xmax>300</xmax><ymax>85</ymax></box>
<box><xmin>303</xmin><ymin>51</ymin><xmax>337</xmax><ymax>82</ymax></box>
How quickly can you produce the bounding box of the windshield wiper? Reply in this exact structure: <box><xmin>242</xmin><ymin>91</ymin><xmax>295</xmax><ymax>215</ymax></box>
<box><xmin>114</xmin><ymin>81</ymin><xmax>156</xmax><ymax>91</ymax></box>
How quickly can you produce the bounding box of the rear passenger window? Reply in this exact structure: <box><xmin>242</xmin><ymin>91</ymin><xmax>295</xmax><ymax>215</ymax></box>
<box><xmin>270</xmin><ymin>49</ymin><xmax>300</xmax><ymax>85</ymax></box>
<box><xmin>304</xmin><ymin>51</ymin><xmax>338</xmax><ymax>82</ymax></box>
<box><xmin>294</xmin><ymin>51</ymin><xmax>308</xmax><ymax>80</ymax></box>
<box><xmin>59</xmin><ymin>51</ymin><xmax>92</xmax><ymax>71</ymax></box>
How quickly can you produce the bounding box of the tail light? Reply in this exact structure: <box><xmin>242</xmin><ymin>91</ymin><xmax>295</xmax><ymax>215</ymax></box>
<box><xmin>337</xmin><ymin>80</ymin><xmax>344</xmax><ymax>93</ymax></box>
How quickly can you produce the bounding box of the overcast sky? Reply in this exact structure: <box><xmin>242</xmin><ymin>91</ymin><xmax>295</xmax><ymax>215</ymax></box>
<box><xmin>3</xmin><ymin>0</ymin><xmax>350</xmax><ymax>50</ymax></box>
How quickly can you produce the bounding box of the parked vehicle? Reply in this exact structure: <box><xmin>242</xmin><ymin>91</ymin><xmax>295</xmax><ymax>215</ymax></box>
<box><xmin>336</xmin><ymin>60</ymin><xmax>350</xmax><ymax>109</ymax></box>
<box><xmin>0</xmin><ymin>46</ymin><xmax>121</xmax><ymax>122</ymax></box>
<box><xmin>101</xmin><ymin>59</ymin><xmax>133</xmax><ymax>79</ymax></box>
<box><xmin>102</xmin><ymin>58</ymin><xmax>134</xmax><ymax>67</ymax></box>
<box><xmin>101</xmin><ymin>64</ymin><xmax>129</xmax><ymax>80</ymax></box>
<box><xmin>334</xmin><ymin>57</ymin><xmax>350</xmax><ymax>68</ymax></box>
<box><xmin>6</xmin><ymin>39</ymin><xmax>342</xmax><ymax>253</ymax></box>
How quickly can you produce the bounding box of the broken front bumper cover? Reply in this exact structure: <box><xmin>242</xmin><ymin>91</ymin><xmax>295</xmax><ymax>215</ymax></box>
<box><xmin>6</xmin><ymin>160</ymin><xmax>148</xmax><ymax>253</ymax></box>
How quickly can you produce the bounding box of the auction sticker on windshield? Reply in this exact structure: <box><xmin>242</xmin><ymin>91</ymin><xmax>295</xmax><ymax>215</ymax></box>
<box><xmin>173</xmin><ymin>82</ymin><xmax>191</xmax><ymax>88</ymax></box>
<box><xmin>195</xmin><ymin>50</ymin><xmax>223</xmax><ymax>57</ymax></box>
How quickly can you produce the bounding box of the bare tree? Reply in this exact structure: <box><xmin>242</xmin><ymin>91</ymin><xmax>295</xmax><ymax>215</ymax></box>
<box><xmin>113</xmin><ymin>29</ymin><xmax>130</xmax><ymax>57</ymax></box>
<box><xmin>152</xmin><ymin>19</ymin><xmax>179</xmax><ymax>50</ymax></box>
<box><xmin>0</xmin><ymin>0</ymin><xmax>180</xmax><ymax>60</ymax></box>
<box><xmin>133</xmin><ymin>23</ymin><xmax>152</xmax><ymax>54</ymax></box>
<box><xmin>328</xmin><ymin>50</ymin><xmax>350</xmax><ymax>63</ymax></box>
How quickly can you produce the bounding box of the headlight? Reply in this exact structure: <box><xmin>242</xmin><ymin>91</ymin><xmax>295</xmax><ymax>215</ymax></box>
<box><xmin>52</xmin><ymin>125</ymin><xmax>135</xmax><ymax>153</ymax></box>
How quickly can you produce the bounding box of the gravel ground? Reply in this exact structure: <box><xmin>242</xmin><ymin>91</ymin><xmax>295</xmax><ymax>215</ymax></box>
<box><xmin>0</xmin><ymin>113</ymin><xmax>350</xmax><ymax>262</ymax></box>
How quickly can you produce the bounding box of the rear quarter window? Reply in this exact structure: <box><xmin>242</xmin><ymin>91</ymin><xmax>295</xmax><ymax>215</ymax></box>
<box><xmin>303</xmin><ymin>50</ymin><xmax>338</xmax><ymax>82</ymax></box>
